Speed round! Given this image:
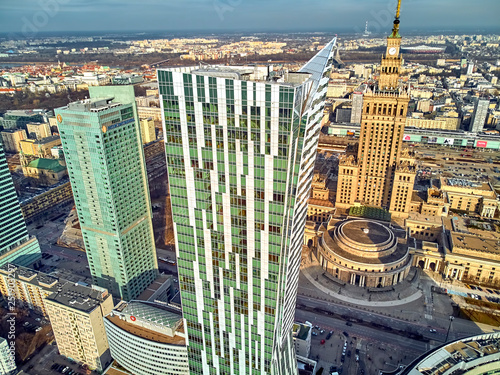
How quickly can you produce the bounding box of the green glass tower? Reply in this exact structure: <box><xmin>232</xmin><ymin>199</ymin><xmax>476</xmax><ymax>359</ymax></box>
<box><xmin>0</xmin><ymin>139</ymin><xmax>41</xmax><ymax>267</ymax></box>
<box><xmin>158</xmin><ymin>38</ymin><xmax>336</xmax><ymax>374</ymax></box>
<box><xmin>55</xmin><ymin>86</ymin><xmax>158</xmax><ymax>301</ymax></box>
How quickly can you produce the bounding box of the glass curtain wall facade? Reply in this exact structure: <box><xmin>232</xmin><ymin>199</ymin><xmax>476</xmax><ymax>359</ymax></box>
<box><xmin>0</xmin><ymin>140</ymin><xmax>41</xmax><ymax>267</ymax></box>
<box><xmin>55</xmin><ymin>86</ymin><xmax>158</xmax><ymax>301</ymax></box>
<box><xmin>158</xmin><ymin>38</ymin><xmax>336</xmax><ymax>375</ymax></box>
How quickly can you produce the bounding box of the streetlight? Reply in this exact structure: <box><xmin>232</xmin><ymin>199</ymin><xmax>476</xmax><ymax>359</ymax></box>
<box><xmin>445</xmin><ymin>316</ymin><xmax>454</xmax><ymax>343</ymax></box>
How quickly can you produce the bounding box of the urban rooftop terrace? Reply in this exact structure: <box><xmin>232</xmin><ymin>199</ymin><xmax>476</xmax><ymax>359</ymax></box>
<box><xmin>59</xmin><ymin>97</ymin><xmax>123</xmax><ymax>113</ymax></box>
<box><xmin>164</xmin><ymin>65</ymin><xmax>314</xmax><ymax>86</ymax></box>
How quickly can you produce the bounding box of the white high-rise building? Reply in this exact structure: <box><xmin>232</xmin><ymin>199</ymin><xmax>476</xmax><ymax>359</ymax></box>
<box><xmin>470</xmin><ymin>98</ymin><xmax>489</xmax><ymax>133</ymax></box>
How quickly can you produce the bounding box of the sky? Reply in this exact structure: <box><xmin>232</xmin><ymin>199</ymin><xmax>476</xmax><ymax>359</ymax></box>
<box><xmin>0</xmin><ymin>0</ymin><xmax>499</xmax><ymax>36</ymax></box>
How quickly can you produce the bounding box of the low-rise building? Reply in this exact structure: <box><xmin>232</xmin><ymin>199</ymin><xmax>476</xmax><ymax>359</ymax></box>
<box><xmin>293</xmin><ymin>322</ymin><xmax>312</xmax><ymax>358</ymax></box>
<box><xmin>104</xmin><ymin>301</ymin><xmax>189</xmax><ymax>375</ymax></box>
<box><xmin>396</xmin><ymin>332</ymin><xmax>500</xmax><ymax>375</ymax></box>
<box><xmin>19</xmin><ymin>181</ymin><xmax>73</xmax><ymax>224</ymax></box>
<box><xmin>406</xmin><ymin>116</ymin><xmax>460</xmax><ymax>131</ymax></box>
<box><xmin>405</xmin><ymin>212</ymin><xmax>443</xmax><ymax>242</ymax></box>
<box><xmin>22</xmin><ymin>158</ymin><xmax>67</xmax><ymax>186</ymax></box>
<box><xmin>19</xmin><ymin>135</ymin><xmax>62</xmax><ymax>157</ymax></box>
<box><xmin>440</xmin><ymin>177</ymin><xmax>498</xmax><ymax>218</ymax></box>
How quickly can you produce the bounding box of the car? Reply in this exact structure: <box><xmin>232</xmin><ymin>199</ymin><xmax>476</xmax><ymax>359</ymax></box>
<box><xmin>326</xmin><ymin>331</ymin><xmax>333</xmax><ymax>340</ymax></box>
<box><xmin>429</xmin><ymin>329</ymin><xmax>437</xmax><ymax>333</ymax></box>
<box><xmin>314</xmin><ymin>325</ymin><xmax>319</xmax><ymax>329</ymax></box>
<box><xmin>347</xmin><ymin>350</ymin><xmax>351</xmax><ymax>357</ymax></box>
<box><xmin>465</xmin><ymin>284</ymin><xmax>472</xmax><ymax>289</ymax></box>
<box><xmin>477</xmin><ymin>286</ymin><xmax>483</xmax><ymax>292</ymax></box>
<box><xmin>320</xmin><ymin>329</ymin><xmax>325</xmax><ymax>334</ymax></box>
<box><xmin>346</xmin><ymin>321</ymin><xmax>353</xmax><ymax>326</ymax></box>
<box><xmin>312</xmin><ymin>331</ymin><xmax>318</xmax><ymax>336</ymax></box>
<box><xmin>35</xmin><ymin>318</ymin><xmax>41</xmax><ymax>322</ymax></box>
<box><xmin>320</xmin><ymin>339</ymin><xmax>326</xmax><ymax>345</ymax></box>
<box><xmin>343</xmin><ymin>331</ymin><xmax>349</xmax><ymax>337</ymax></box>
<box><xmin>355</xmin><ymin>355</ymin><xmax>359</xmax><ymax>362</ymax></box>
<box><xmin>486</xmin><ymin>289</ymin><xmax>494</xmax><ymax>294</ymax></box>
<box><xmin>51</xmin><ymin>364</ymin><xmax>58</xmax><ymax>370</ymax></box>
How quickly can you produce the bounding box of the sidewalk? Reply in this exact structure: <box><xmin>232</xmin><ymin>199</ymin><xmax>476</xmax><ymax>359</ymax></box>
<box><xmin>301</xmin><ymin>266</ymin><xmax>423</xmax><ymax>307</ymax></box>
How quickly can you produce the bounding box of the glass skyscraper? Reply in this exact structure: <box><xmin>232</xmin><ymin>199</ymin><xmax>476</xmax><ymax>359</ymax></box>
<box><xmin>158</xmin><ymin>38</ymin><xmax>336</xmax><ymax>374</ymax></box>
<box><xmin>55</xmin><ymin>86</ymin><xmax>158</xmax><ymax>301</ymax></box>
<box><xmin>0</xmin><ymin>139</ymin><xmax>41</xmax><ymax>267</ymax></box>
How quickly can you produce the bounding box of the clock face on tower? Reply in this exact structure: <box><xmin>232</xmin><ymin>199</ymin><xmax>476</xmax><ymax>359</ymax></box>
<box><xmin>388</xmin><ymin>47</ymin><xmax>397</xmax><ymax>56</ymax></box>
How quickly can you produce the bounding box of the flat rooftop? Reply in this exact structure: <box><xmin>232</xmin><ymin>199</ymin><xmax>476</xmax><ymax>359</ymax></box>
<box><xmin>0</xmin><ymin>263</ymin><xmax>60</xmax><ymax>290</ymax></box>
<box><xmin>60</xmin><ymin>97</ymin><xmax>123</xmax><ymax>113</ymax></box>
<box><xmin>46</xmin><ymin>282</ymin><xmax>108</xmax><ymax>313</ymax></box>
<box><xmin>167</xmin><ymin>65</ymin><xmax>312</xmax><ymax>86</ymax></box>
<box><xmin>451</xmin><ymin>232</ymin><xmax>500</xmax><ymax>256</ymax></box>
<box><xmin>442</xmin><ymin>178</ymin><xmax>492</xmax><ymax>192</ymax></box>
<box><xmin>406</xmin><ymin>212</ymin><xmax>443</xmax><ymax>225</ymax></box>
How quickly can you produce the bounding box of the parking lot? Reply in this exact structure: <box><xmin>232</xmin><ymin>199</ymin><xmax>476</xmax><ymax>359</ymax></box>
<box><xmin>17</xmin><ymin>341</ymin><xmax>97</xmax><ymax>375</ymax></box>
<box><xmin>306</xmin><ymin>320</ymin><xmax>415</xmax><ymax>375</ymax></box>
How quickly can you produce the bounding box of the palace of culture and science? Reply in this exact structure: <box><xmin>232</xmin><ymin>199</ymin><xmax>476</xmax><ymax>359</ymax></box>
<box><xmin>336</xmin><ymin>0</ymin><xmax>417</xmax><ymax>219</ymax></box>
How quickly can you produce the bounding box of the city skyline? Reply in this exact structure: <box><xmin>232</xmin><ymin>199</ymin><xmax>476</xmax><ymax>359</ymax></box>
<box><xmin>1</xmin><ymin>0</ymin><xmax>499</xmax><ymax>35</ymax></box>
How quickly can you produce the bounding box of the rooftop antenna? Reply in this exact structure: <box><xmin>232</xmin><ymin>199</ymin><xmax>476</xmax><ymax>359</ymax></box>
<box><xmin>390</xmin><ymin>0</ymin><xmax>402</xmax><ymax>38</ymax></box>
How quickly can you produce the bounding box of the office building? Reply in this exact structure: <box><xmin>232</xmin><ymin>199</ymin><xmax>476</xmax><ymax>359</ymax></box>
<box><xmin>104</xmin><ymin>301</ymin><xmax>189</xmax><ymax>375</ymax></box>
<box><xmin>45</xmin><ymin>283</ymin><xmax>113</xmax><ymax>372</ymax></box>
<box><xmin>55</xmin><ymin>86</ymin><xmax>158</xmax><ymax>300</ymax></box>
<box><xmin>158</xmin><ymin>37</ymin><xmax>336</xmax><ymax>374</ymax></box>
<box><xmin>26</xmin><ymin>122</ymin><xmax>51</xmax><ymax>140</ymax></box>
<box><xmin>0</xmin><ymin>141</ymin><xmax>41</xmax><ymax>267</ymax></box>
<box><xmin>350</xmin><ymin>92</ymin><xmax>363</xmax><ymax>124</ymax></box>
<box><xmin>0</xmin><ymin>129</ymin><xmax>27</xmax><ymax>153</ymax></box>
<box><xmin>140</xmin><ymin>117</ymin><xmax>156</xmax><ymax>144</ymax></box>
<box><xmin>336</xmin><ymin>0</ymin><xmax>416</xmax><ymax>218</ymax></box>
<box><xmin>470</xmin><ymin>98</ymin><xmax>489</xmax><ymax>133</ymax></box>
<box><xmin>0</xmin><ymin>338</ymin><xmax>16</xmax><ymax>375</ymax></box>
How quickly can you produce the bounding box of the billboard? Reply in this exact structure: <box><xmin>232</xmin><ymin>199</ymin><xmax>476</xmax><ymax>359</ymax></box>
<box><xmin>403</xmin><ymin>134</ymin><xmax>411</xmax><ymax>141</ymax></box>
<box><xmin>428</xmin><ymin>137</ymin><xmax>438</xmax><ymax>144</ymax></box>
<box><xmin>443</xmin><ymin>138</ymin><xmax>454</xmax><ymax>145</ymax></box>
<box><xmin>476</xmin><ymin>140</ymin><xmax>488</xmax><ymax>148</ymax></box>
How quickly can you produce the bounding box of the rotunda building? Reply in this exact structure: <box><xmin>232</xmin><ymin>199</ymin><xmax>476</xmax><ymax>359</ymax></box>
<box><xmin>317</xmin><ymin>218</ymin><xmax>411</xmax><ymax>288</ymax></box>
